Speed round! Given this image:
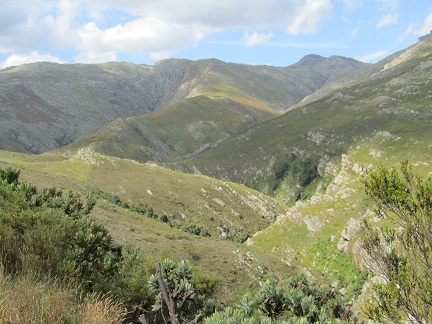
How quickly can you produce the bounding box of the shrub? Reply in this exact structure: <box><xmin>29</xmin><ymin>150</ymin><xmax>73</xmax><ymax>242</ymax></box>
<box><xmin>361</xmin><ymin>161</ymin><xmax>432</xmax><ymax>323</ymax></box>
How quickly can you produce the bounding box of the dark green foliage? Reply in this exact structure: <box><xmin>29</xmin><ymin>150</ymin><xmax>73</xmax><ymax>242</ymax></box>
<box><xmin>181</xmin><ymin>221</ymin><xmax>211</xmax><ymax>237</ymax></box>
<box><xmin>248</xmin><ymin>154</ymin><xmax>321</xmax><ymax>204</ymax></box>
<box><xmin>233</xmin><ymin>231</ymin><xmax>250</xmax><ymax>243</ymax></box>
<box><xmin>146</xmin><ymin>258</ymin><xmax>214</xmax><ymax>323</ymax></box>
<box><xmin>0</xmin><ymin>165</ymin><xmax>20</xmax><ymax>185</ymax></box>
<box><xmin>361</xmin><ymin>161</ymin><xmax>432</xmax><ymax>323</ymax></box>
<box><xmin>0</xmin><ymin>167</ymin><xmax>121</xmax><ymax>294</ymax></box>
<box><xmin>109</xmin><ymin>246</ymin><xmax>157</xmax><ymax>311</ymax></box>
<box><xmin>205</xmin><ymin>273</ymin><xmax>357</xmax><ymax>323</ymax></box>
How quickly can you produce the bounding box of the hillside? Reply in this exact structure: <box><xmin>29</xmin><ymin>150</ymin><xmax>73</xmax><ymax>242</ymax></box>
<box><xmin>171</xmin><ymin>36</ymin><xmax>432</xmax><ymax>204</ymax></box>
<box><xmin>0</xmin><ymin>149</ymin><xmax>288</xmax><ymax>243</ymax></box>
<box><xmin>1</xmin><ymin>35</ymin><xmax>431</xmax><ymax>322</ymax></box>
<box><xmin>160</xmin><ymin>36</ymin><xmax>432</xmax><ymax>293</ymax></box>
<box><xmin>0</xmin><ymin>149</ymin><xmax>298</xmax><ymax>306</ymax></box>
<box><xmin>60</xmin><ymin>95</ymin><xmax>280</xmax><ymax>162</ymax></box>
<box><xmin>0</xmin><ymin>56</ymin><xmax>366</xmax><ymax>154</ymax></box>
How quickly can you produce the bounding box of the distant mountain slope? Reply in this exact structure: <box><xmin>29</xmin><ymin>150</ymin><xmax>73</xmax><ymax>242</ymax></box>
<box><xmin>62</xmin><ymin>95</ymin><xmax>280</xmax><ymax>162</ymax></box>
<box><xmin>171</xmin><ymin>37</ymin><xmax>432</xmax><ymax>204</ymax></box>
<box><xmin>0</xmin><ymin>56</ymin><xmax>367</xmax><ymax>154</ymax></box>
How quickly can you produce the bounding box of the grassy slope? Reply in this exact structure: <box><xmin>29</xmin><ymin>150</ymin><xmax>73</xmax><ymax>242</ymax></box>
<box><xmin>0</xmin><ymin>150</ymin><xmax>288</xmax><ymax>238</ymax></box>
<box><xmin>61</xmin><ymin>95</ymin><xmax>280</xmax><ymax>163</ymax></box>
<box><xmin>172</xmin><ymin>38</ymin><xmax>432</xmax><ymax>202</ymax></box>
<box><xmin>151</xmin><ymin>38</ymin><xmax>432</xmax><ymax>299</ymax></box>
<box><xmin>244</xmin><ymin>38</ymin><xmax>432</xmax><ymax>296</ymax></box>
<box><xmin>0</xmin><ymin>150</ymin><xmax>295</xmax><ymax>303</ymax></box>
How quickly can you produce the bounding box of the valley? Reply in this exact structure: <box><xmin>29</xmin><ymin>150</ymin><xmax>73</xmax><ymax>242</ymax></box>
<box><xmin>0</xmin><ymin>35</ymin><xmax>431</xmax><ymax>322</ymax></box>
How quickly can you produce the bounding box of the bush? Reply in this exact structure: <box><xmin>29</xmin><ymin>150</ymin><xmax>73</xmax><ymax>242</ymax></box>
<box><xmin>0</xmin><ymin>167</ymin><xmax>121</xmax><ymax>293</ymax></box>
<box><xmin>205</xmin><ymin>273</ymin><xmax>358</xmax><ymax>323</ymax></box>
<box><xmin>361</xmin><ymin>161</ymin><xmax>432</xmax><ymax>323</ymax></box>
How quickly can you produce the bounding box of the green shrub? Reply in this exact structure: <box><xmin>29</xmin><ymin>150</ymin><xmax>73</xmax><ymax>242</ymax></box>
<box><xmin>0</xmin><ymin>166</ymin><xmax>121</xmax><ymax>293</ymax></box>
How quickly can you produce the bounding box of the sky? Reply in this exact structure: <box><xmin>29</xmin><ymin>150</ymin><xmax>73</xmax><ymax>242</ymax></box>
<box><xmin>0</xmin><ymin>0</ymin><xmax>431</xmax><ymax>69</ymax></box>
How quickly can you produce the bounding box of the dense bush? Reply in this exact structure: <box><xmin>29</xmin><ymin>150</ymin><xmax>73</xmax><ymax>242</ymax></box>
<box><xmin>205</xmin><ymin>273</ymin><xmax>358</xmax><ymax>323</ymax></box>
<box><xmin>0</xmin><ymin>167</ymin><xmax>122</xmax><ymax>293</ymax></box>
<box><xmin>0</xmin><ymin>166</ymin><xmax>219</xmax><ymax>322</ymax></box>
<box><xmin>361</xmin><ymin>162</ymin><xmax>432</xmax><ymax>323</ymax></box>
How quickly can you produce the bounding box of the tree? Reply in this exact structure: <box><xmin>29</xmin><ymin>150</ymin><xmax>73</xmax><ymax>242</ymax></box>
<box><xmin>361</xmin><ymin>161</ymin><xmax>432</xmax><ymax>323</ymax></box>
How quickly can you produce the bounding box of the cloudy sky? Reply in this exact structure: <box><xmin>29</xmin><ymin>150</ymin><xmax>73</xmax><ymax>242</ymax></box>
<box><xmin>0</xmin><ymin>0</ymin><xmax>431</xmax><ymax>68</ymax></box>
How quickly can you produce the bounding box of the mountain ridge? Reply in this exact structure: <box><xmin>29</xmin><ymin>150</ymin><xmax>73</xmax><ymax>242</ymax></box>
<box><xmin>0</xmin><ymin>55</ymin><xmax>367</xmax><ymax>154</ymax></box>
<box><xmin>1</xmin><ymin>37</ymin><xmax>431</xmax><ymax>318</ymax></box>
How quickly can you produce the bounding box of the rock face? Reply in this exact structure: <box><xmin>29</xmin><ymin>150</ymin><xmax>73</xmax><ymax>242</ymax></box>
<box><xmin>0</xmin><ymin>56</ymin><xmax>367</xmax><ymax>154</ymax></box>
<box><xmin>338</xmin><ymin>218</ymin><xmax>361</xmax><ymax>252</ymax></box>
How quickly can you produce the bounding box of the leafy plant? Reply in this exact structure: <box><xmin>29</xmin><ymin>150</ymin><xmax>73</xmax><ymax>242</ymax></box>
<box><xmin>361</xmin><ymin>161</ymin><xmax>432</xmax><ymax>323</ymax></box>
<box><xmin>0</xmin><ymin>166</ymin><xmax>121</xmax><ymax>293</ymax></box>
<box><xmin>146</xmin><ymin>258</ymin><xmax>212</xmax><ymax>323</ymax></box>
<box><xmin>205</xmin><ymin>272</ymin><xmax>357</xmax><ymax>323</ymax></box>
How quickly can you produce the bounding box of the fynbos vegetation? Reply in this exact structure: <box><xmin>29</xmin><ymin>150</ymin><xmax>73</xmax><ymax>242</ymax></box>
<box><xmin>1</xmin><ymin>35</ymin><xmax>432</xmax><ymax>323</ymax></box>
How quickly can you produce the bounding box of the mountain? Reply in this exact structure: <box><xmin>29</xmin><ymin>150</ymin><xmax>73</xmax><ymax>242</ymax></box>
<box><xmin>0</xmin><ymin>149</ymin><xmax>294</xmax><ymax>304</ymax></box>
<box><xmin>171</xmin><ymin>36</ymin><xmax>432</xmax><ymax>204</ymax></box>
<box><xmin>60</xmin><ymin>95</ymin><xmax>279</xmax><ymax>162</ymax></box>
<box><xmin>1</xmin><ymin>36</ymin><xmax>432</xmax><ymax>318</ymax></box>
<box><xmin>0</xmin><ymin>56</ymin><xmax>366</xmax><ymax>154</ymax></box>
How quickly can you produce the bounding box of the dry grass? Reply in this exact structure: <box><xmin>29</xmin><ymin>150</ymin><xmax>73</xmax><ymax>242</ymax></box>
<box><xmin>80</xmin><ymin>293</ymin><xmax>127</xmax><ymax>324</ymax></box>
<box><xmin>0</xmin><ymin>271</ymin><xmax>126</xmax><ymax>324</ymax></box>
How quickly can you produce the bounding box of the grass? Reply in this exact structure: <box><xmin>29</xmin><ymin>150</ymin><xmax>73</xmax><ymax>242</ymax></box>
<box><xmin>62</xmin><ymin>95</ymin><xmax>279</xmax><ymax>164</ymax></box>
<box><xmin>0</xmin><ymin>151</ymin><xmax>295</xmax><ymax>305</ymax></box>
<box><xmin>0</xmin><ymin>270</ymin><xmax>126</xmax><ymax>323</ymax></box>
<box><xmin>1</xmin><ymin>38</ymin><xmax>432</xmax><ymax>320</ymax></box>
<box><xmin>0</xmin><ymin>150</ymin><xmax>288</xmax><ymax>241</ymax></box>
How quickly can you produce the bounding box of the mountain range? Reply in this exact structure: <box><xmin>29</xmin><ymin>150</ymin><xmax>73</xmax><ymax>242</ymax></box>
<box><xmin>0</xmin><ymin>55</ymin><xmax>365</xmax><ymax>154</ymax></box>
<box><xmin>1</xmin><ymin>34</ymin><xmax>431</xmax><ymax>311</ymax></box>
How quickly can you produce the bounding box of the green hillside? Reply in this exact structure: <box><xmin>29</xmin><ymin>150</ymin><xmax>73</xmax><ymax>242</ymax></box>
<box><xmin>1</xmin><ymin>37</ymin><xmax>431</xmax><ymax>322</ymax></box>
<box><xmin>157</xmin><ymin>37</ymin><xmax>432</xmax><ymax>300</ymax></box>
<box><xmin>0</xmin><ymin>149</ymin><xmax>288</xmax><ymax>242</ymax></box>
<box><xmin>0</xmin><ymin>56</ymin><xmax>366</xmax><ymax>154</ymax></box>
<box><xmin>172</xmin><ymin>37</ymin><xmax>432</xmax><ymax>205</ymax></box>
<box><xmin>0</xmin><ymin>149</ymin><xmax>306</xmax><ymax>312</ymax></box>
<box><xmin>61</xmin><ymin>95</ymin><xmax>280</xmax><ymax>163</ymax></box>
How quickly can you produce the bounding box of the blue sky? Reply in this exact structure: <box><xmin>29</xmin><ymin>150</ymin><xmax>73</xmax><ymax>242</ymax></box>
<box><xmin>0</xmin><ymin>0</ymin><xmax>431</xmax><ymax>69</ymax></box>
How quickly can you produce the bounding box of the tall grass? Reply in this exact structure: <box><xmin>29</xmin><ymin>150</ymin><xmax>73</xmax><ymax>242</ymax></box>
<box><xmin>0</xmin><ymin>269</ymin><xmax>126</xmax><ymax>323</ymax></box>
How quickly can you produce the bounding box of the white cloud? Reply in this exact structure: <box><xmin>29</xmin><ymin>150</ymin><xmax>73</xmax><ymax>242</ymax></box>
<box><xmin>74</xmin><ymin>17</ymin><xmax>206</xmax><ymax>62</ymax></box>
<box><xmin>376</xmin><ymin>0</ymin><xmax>399</xmax><ymax>13</ymax></box>
<box><xmin>0</xmin><ymin>0</ymin><xmax>336</xmax><ymax>63</ymax></box>
<box><xmin>0</xmin><ymin>1</ymin><xmax>56</xmax><ymax>53</ymax></box>
<box><xmin>85</xmin><ymin>0</ymin><xmax>328</xmax><ymax>30</ymax></box>
<box><xmin>376</xmin><ymin>13</ymin><xmax>399</xmax><ymax>29</ymax></box>
<box><xmin>341</xmin><ymin>0</ymin><xmax>362</xmax><ymax>12</ymax></box>
<box><xmin>401</xmin><ymin>11</ymin><xmax>432</xmax><ymax>39</ymax></box>
<box><xmin>355</xmin><ymin>49</ymin><xmax>389</xmax><ymax>63</ymax></box>
<box><xmin>75</xmin><ymin>50</ymin><xmax>117</xmax><ymax>64</ymax></box>
<box><xmin>287</xmin><ymin>0</ymin><xmax>333</xmax><ymax>34</ymax></box>
<box><xmin>243</xmin><ymin>31</ymin><xmax>274</xmax><ymax>46</ymax></box>
<box><xmin>0</xmin><ymin>51</ymin><xmax>66</xmax><ymax>69</ymax></box>
<box><xmin>349</xmin><ymin>27</ymin><xmax>359</xmax><ymax>37</ymax></box>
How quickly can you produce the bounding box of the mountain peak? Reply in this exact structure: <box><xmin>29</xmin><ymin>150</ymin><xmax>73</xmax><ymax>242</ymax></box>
<box><xmin>297</xmin><ymin>54</ymin><xmax>326</xmax><ymax>65</ymax></box>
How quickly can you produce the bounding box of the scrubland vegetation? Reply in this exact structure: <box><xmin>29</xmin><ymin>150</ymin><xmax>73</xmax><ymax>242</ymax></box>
<box><xmin>1</xmin><ymin>161</ymin><xmax>430</xmax><ymax>323</ymax></box>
